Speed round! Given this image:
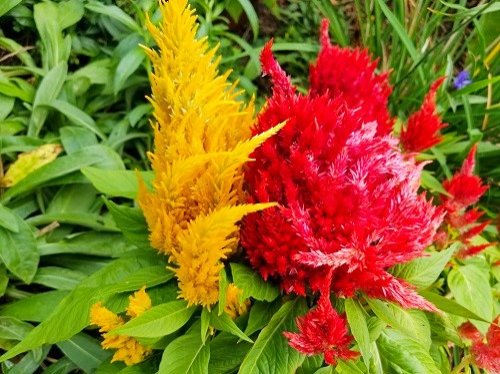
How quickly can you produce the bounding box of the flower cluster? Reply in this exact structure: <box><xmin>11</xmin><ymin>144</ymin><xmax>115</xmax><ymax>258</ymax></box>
<box><xmin>90</xmin><ymin>287</ymin><xmax>152</xmax><ymax>366</ymax></box>
<box><xmin>436</xmin><ymin>145</ymin><xmax>491</xmax><ymax>258</ymax></box>
<box><xmin>137</xmin><ymin>0</ymin><xmax>280</xmax><ymax>307</ymax></box>
<box><xmin>224</xmin><ymin>283</ymin><xmax>250</xmax><ymax>319</ymax></box>
<box><xmin>459</xmin><ymin>317</ymin><xmax>500</xmax><ymax>373</ymax></box>
<box><xmin>240</xmin><ymin>20</ymin><xmax>444</xmax><ymax>363</ymax></box>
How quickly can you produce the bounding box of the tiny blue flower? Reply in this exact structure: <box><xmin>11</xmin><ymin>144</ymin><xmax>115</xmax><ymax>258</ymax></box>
<box><xmin>454</xmin><ymin>70</ymin><xmax>472</xmax><ymax>89</ymax></box>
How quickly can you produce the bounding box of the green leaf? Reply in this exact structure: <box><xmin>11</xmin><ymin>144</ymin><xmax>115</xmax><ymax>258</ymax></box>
<box><xmin>0</xmin><ymin>0</ymin><xmax>22</xmax><ymax>17</ymax></box>
<box><xmin>28</xmin><ymin>62</ymin><xmax>68</xmax><ymax>136</ymax></box>
<box><xmin>390</xmin><ymin>244</ymin><xmax>457</xmax><ymax>289</ymax></box>
<box><xmin>230</xmin><ymin>263</ymin><xmax>279</xmax><ymax>302</ymax></box>
<box><xmin>158</xmin><ymin>328</ymin><xmax>210</xmax><ymax>374</ymax></box>
<box><xmin>0</xmin><ymin>291</ymin><xmax>68</xmax><ymax>322</ymax></box>
<box><xmin>377</xmin><ymin>330</ymin><xmax>440</xmax><ymax>374</ymax></box>
<box><xmin>0</xmin><ymin>203</ymin><xmax>19</xmax><ymax>232</ymax></box>
<box><xmin>0</xmin><ymin>209</ymin><xmax>38</xmax><ymax>283</ymax></box>
<box><xmin>85</xmin><ymin>1</ymin><xmax>141</xmax><ymax>33</ymax></box>
<box><xmin>235</xmin><ymin>0</ymin><xmax>259</xmax><ymax>40</ymax></box>
<box><xmin>82</xmin><ymin>167</ymin><xmax>153</xmax><ymax>199</ymax></box>
<box><xmin>366</xmin><ymin>299</ymin><xmax>431</xmax><ymax>349</ymax></box>
<box><xmin>419</xmin><ymin>290</ymin><xmax>489</xmax><ymax>322</ymax></box>
<box><xmin>1</xmin><ymin>145</ymin><xmax>124</xmax><ymax>203</ymax></box>
<box><xmin>209</xmin><ymin>306</ymin><xmax>253</xmax><ymax>343</ymax></box>
<box><xmin>56</xmin><ymin>332</ymin><xmax>111</xmax><ymax>373</ymax></box>
<box><xmin>112</xmin><ymin>300</ymin><xmax>196</xmax><ymax>338</ymax></box>
<box><xmin>448</xmin><ymin>264</ymin><xmax>493</xmax><ymax>323</ymax></box>
<box><xmin>345</xmin><ymin>299</ymin><xmax>371</xmax><ymax>368</ymax></box>
<box><xmin>0</xmin><ymin>317</ymin><xmax>33</xmax><ymax>341</ymax></box>
<box><xmin>32</xmin><ymin>267</ymin><xmax>87</xmax><ymax>290</ymax></box>
<box><xmin>200</xmin><ymin>308</ymin><xmax>210</xmax><ymax>344</ymax></box>
<box><xmin>104</xmin><ymin>200</ymin><xmax>151</xmax><ymax>249</ymax></box>
<box><xmin>239</xmin><ymin>299</ymin><xmax>307</xmax><ymax>374</ymax></box>
<box><xmin>244</xmin><ymin>300</ymin><xmax>281</xmax><ymax>336</ymax></box>
<box><xmin>113</xmin><ymin>47</ymin><xmax>145</xmax><ymax>95</ymax></box>
<box><xmin>60</xmin><ymin>127</ymin><xmax>98</xmax><ymax>154</ymax></box>
<box><xmin>421</xmin><ymin>170</ymin><xmax>450</xmax><ymax>196</ymax></box>
<box><xmin>208</xmin><ymin>332</ymin><xmax>252</xmax><ymax>374</ymax></box>
<box><xmin>0</xmin><ymin>266</ymin><xmax>8</xmax><ymax>297</ymax></box>
<box><xmin>217</xmin><ymin>268</ymin><xmax>229</xmax><ymax>316</ymax></box>
<box><xmin>43</xmin><ymin>100</ymin><xmax>105</xmax><ymax>139</ymax></box>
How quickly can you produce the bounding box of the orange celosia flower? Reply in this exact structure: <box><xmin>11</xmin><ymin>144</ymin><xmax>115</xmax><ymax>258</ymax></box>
<box><xmin>90</xmin><ymin>287</ymin><xmax>152</xmax><ymax>366</ymax></box>
<box><xmin>138</xmin><ymin>0</ymin><xmax>282</xmax><ymax>308</ymax></box>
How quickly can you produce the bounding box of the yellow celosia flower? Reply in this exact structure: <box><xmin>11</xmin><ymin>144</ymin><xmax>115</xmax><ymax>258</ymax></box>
<box><xmin>90</xmin><ymin>288</ymin><xmax>153</xmax><ymax>366</ymax></box>
<box><xmin>138</xmin><ymin>0</ymin><xmax>283</xmax><ymax>308</ymax></box>
<box><xmin>224</xmin><ymin>283</ymin><xmax>250</xmax><ymax>319</ymax></box>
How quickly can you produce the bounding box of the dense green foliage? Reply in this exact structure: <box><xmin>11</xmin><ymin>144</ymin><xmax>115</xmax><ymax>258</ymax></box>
<box><xmin>0</xmin><ymin>0</ymin><xmax>498</xmax><ymax>373</ymax></box>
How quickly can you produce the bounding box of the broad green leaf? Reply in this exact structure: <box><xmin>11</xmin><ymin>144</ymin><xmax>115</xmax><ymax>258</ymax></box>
<box><xmin>208</xmin><ymin>332</ymin><xmax>252</xmax><ymax>374</ymax></box>
<box><xmin>1</xmin><ymin>145</ymin><xmax>124</xmax><ymax>203</ymax></box>
<box><xmin>448</xmin><ymin>264</ymin><xmax>493</xmax><ymax>323</ymax></box>
<box><xmin>158</xmin><ymin>328</ymin><xmax>210</xmax><ymax>374</ymax></box>
<box><xmin>390</xmin><ymin>244</ymin><xmax>457</xmax><ymax>289</ymax></box>
<box><xmin>112</xmin><ymin>301</ymin><xmax>196</xmax><ymax>338</ymax></box>
<box><xmin>367</xmin><ymin>299</ymin><xmax>431</xmax><ymax>349</ymax></box>
<box><xmin>113</xmin><ymin>47</ymin><xmax>145</xmax><ymax>95</ymax></box>
<box><xmin>419</xmin><ymin>291</ymin><xmax>489</xmax><ymax>322</ymax></box>
<box><xmin>209</xmin><ymin>306</ymin><xmax>253</xmax><ymax>343</ymax></box>
<box><xmin>336</xmin><ymin>360</ymin><xmax>365</xmax><ymax>374</ymax></box>
<box><xmin>103</xmin><ymin>200</ymin><xmax>151</xmax><ymax>250</ymax></box>
<box><xmin>0</xmin><ymin>210</ymin><xmax>38</xmax><ymax>283</ymax></box>
<box><xmin>60</xmin><ymin>127</ymin><xmax>98</xmax><ymax>154</ymax></box>
<box><xmin>0</xmin><ymin>291</ymin><xmax>68</xmax><ymax>322</ymax></box>
<box><xmin>235</xmin><ymin>0</ymin><xmax>259</xmax><ymax>40</ymax></box>
<box><xmin>0</xmin><ymin>266</ymin><xmax>8</xmax><ymax>297</ymax></box>
<box><xmin>244</xmin><ymin>300</ymin><xmax>281</xmax><ymax>336</ymax></box>
<box><xmin>85</xmin><ymin>1</ymin><xmax>141</xmax><ymax>33</ymax></box>
<box><xmin>43</xmin><ymin>100</ymin><xmax>105</xmax><ymax>139</ymax></box>
<box><xmin>0</xmin><ymin>317</ymin><xmax>33</xmax><ymax>341</ymax></box>
<box><xmin>421</xmin><ymin>170</ymin><xmax>450</xmax><ymax>196</ymax></box>
<box><xmin>56</xmin><ymin>332</ymin><xmax>111</xmax><ymax>373</ymax></box>
<box><xmin>32</xmin><ymin>267</ymin><xmax>87</xmax><ymax>290</ymax></box>
<box><xmin>239</xmin><ymin>299</ymin><xmax>307</xmax><ymax>374</ymax></box>
<box><xmin>377</xmin><ymin>330</ymin><xmax>440</xmax><ymax>374</ymax></box>
<box><xmin>0</xmin><ymin>203</ymin><xmax>19</xmax><ymax>232</ymax></box>
<box><xmin>230</xmin><ymin>263</ymin><xmax>279</xmax><ymax>302</ymax></box>
<box><xmin>0</xmin><ymin>252</ymin><xmax>169</xmax><ymax>361</ymax></box>
<box><xmin>426</xmin><ymin>313</ymin><xmax>461</xmax><ymax>345</ymax></box>
<box><xmin>38</xmin><ymin>232</ymin><xmax>136</xmax><ymax>258</ymax></box>
<box><xmin>42</xmin><ymin>357</ymin><xmax>77</xmax><ymax>374</ymax></box>
<box><xmin>345</xmin><ymin>298</ymin><xmax>371</xmax><ymax>368</ymax></box>
<box><xmin>0</xmin><ymin>0</ymin><xmax>21</xmax><ymax>17</ymax></box>
<box><xmin>56</xmin><ymin>0</ymin><xmax>84</xmax><ymax>29</ymax></box>
<box><xmin>28</xmin><ymin>63</ymin><xmax>68</xmax><ymax>135</ymax></box>
<box><xmin>82</xmin><ymin>167</ymin><xmax>153</xmax><ymax>199</ymax></box>
<box><xmin>6</xmin><ymin>346</ymin><xmax>50</xmax><ymax>374</ymax></box>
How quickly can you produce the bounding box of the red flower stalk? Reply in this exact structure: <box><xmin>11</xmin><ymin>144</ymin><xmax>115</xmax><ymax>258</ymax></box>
<box><xmin>400</xmin><ymin>78</ymin><xmax>447</xmax><ymax>153</ymax></box>
<box><xmin>309</xmin><ymin>20</ymin><xmax>394</xmax><ymax>136</ymax></box>
<box><xmin>241</xmin><ymin>23</ymin><xmax>444</xmax><ymax>317</ymax></box>
<box><xmin>439</xmin><ymin>145</ymin><xmax>491</xmax><ymax>258</ymax></box>
<box><xmin>284</xmin><ymin>293</ymin><xmax>358</xmax><ymax>365</ymax></box>
<box><xmin>459</xmin><ymin>317</ymin><xmax>500</xmax><ymax>374</ymax></box>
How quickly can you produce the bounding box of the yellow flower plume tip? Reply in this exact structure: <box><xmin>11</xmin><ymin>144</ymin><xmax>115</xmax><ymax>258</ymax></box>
<box><xmin>138</xmin><ymin>0</ymin><xmax>282</xmax><ymax>308</ymax></box>
<box><xmin>126</xmin><ymin>286</ymin><xmax>152</xmax><ymax>318</ymax></box>
<box><xmin>90</xmin><ymin>303</ymin><xmax>124</xmax><ymax>332</ymax></box>
<box><xmin>224</xmin><ymin>283</ymin><xmax>250</xmax><ymax>319</ymax></box>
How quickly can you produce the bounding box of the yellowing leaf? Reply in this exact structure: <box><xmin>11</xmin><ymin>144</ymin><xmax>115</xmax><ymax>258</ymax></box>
<box><xmin>1</xmin><ymin>144</ymin><xmax>63</xmax><ymax>187</ymax></box>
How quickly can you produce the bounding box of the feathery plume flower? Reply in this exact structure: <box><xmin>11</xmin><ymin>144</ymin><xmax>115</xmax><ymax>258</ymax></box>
<box><xmin>224</xmin><ymin>283</ymin><xmax>250</xmax><ymax>319</ymax></box>
<box><xmin>400</xmin><ymin>78</ymin><xmax>447</xmax><ymax>153</ymax></box>
<box><xmin>438</xmin><ymin>145</ymin><xmax>491</xmax><ymax>258</ymax></box>
<box><xmin>283</xmin><ymin>293</ymin><xmax>358</xmax><ymax>365</ymax></box>
<box><xmin>90</xmin><ymin>287</ymin><xmax>152</xmax><ymax>366</ymax></box>
<box><xmin>459</xmin><ymin>317</ymin><xmax>500</xmax><ymax>374</ymax></box>
<box><xmin>138</xmin><ymin>0</ymin><xmax>281</xmax><ymax>307</ymax></box>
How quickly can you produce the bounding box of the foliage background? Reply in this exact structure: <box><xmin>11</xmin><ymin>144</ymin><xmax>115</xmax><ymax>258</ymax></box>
<box><xmin>0</xmin><ymin>0</ymin><xmax>498</xmax><ymax>373</ymax></box>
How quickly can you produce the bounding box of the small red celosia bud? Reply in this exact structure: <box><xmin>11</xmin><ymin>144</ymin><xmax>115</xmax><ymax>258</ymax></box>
<box><xmin>400</xmin><ymin>77</ymin><xmax>447</xmax><ymax>153</ymax></box>
<box><xmin>459</xmin><ymin>317</ymin><xmax>500</xmax><ymax>373</ymax></box>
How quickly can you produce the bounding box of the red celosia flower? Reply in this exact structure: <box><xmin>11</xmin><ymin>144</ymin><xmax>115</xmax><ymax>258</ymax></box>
<box><xmin>459</xmin><ymin>317</ymin><xmax>500</xmax><ymax>374</ymax></box>
<box><xmin>241</xmin><ymin>24</ymin><xmax>444</xmax><ymax>317</ymax></box>
<box><xmin>439</xmin><ymin>145</ymin><xmax>491</xmax><ymax>258</ymax></box>
<box><xmin>400</xmin><ymin>78</ymin><xmax>447</xmax><ymax>153</ymax></box>
<box><xmin>284</xmin><ymin>294</ymin><xmax>358</xmax><ymax>365</ymax></box>
<box><xmin>309</xmin><ymin>20</ymin><xmax>394</xmax><ymax>136</ymax></box>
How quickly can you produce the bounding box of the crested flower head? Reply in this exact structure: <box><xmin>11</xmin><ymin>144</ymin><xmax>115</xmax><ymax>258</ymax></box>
<box><xmin>439</xmin><ymin>145</ymin><xmax>491</xmax><ymax>258</ymax></box>
<box><xmin>241</xmin><ymin>24</ymin><xmax>443</xmax><ymax>314</ymax></box>
<box><xmin>224</xmin><ymin>283</ymin><xmax>250</xmax><ymax>319</ymax></box>
<box><xmin>138</xmin><ymin>0</ymin><xmax>281</xmax><ymax>307</ymax></box>
<box><xmin>90</xmin><ymin>288</ymin><xmax>153</xmax><ymax>366</ymax></box>
<box><xmin>400</xmin><ymin>78</ymin><xmax>447</xmax><ymax>153</ymax></box>
<box><xmin>283</xmin><ymin>295</ymin><xmax>358</xmax><ymax>365</ymax></box>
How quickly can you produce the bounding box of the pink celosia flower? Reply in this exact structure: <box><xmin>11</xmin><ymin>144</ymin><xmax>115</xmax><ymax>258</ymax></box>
<box><xmin>400</xmin><ymin>78</ymin><xmax>447</xmax><ymax>153</ymax></box>
<box><xmin>284</xmin><ymin>292</ymin><xmax>358</xmax><ymax>365</ymax></box>
<box><xmin>242</xmin><ymin>28</ymin><xmax>442</xmax><ymax>313</ymax></box>
<box><xmin>439</xmin><ymin>145</ymin><xmax>491</xmax><ymax>258</ymax></box>
<box><xmin>459</xmin><ymin>316</ymin><xmax>500</xmax><ymax>374</ymax></box>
